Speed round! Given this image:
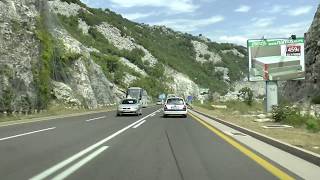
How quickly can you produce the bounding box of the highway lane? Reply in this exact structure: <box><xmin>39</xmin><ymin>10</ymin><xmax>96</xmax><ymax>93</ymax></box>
<box><xmin>0</xmin><ymin>106</ymin><xmax>300</xmax><ymax>180</ymax></box>
<box><xmin>0</xmin><ymin>107</ymin><xmax>158</xmax><ymax>180</ymax></box>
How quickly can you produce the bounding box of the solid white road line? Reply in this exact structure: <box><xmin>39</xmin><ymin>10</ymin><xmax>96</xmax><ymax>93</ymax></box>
<box><xmin>132</xmin><ymin>120</ymin><xmax>146</xmax><ymax>129</ymax></box>
<box><xmin>30</xmin><ymin>109</ymin><xmax>160</xmax><ymax>180</ymax></box>
<box><xmin>85</xmin><ymin>116</ymin><xmax>106</xmax><ymax>122</ymax></box>
<box><xmin>52</xmin><ymin>146</ymin><xmax>109</xmax><ymax>180</ymax></box>
<box><xmin>0</xmin><ymin>127</ymin><xmax>56</xmax><ymax>141</ymax></box>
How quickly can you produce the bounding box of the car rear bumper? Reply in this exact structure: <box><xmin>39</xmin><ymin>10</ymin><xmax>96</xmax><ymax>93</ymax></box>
<box><xmin>117</xmin><ymin>110</ymin><xmax>139</xmax><ymax>114</ymax></box>
<box><xmin>163</xmin><ymin>110</ymin><xmax>187</xmax><ymax>115</ymax></box>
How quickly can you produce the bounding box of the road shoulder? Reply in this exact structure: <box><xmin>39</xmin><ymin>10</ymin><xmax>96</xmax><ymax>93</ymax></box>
<box><xmin>189</xmin><ymin>109</ymin><xmax>320</xmax><ymax>180</ymax></box>
<box><xmin>0</xmin><ymin>108</ymin><xmax>115</xmax><ymax>128</ymax></box>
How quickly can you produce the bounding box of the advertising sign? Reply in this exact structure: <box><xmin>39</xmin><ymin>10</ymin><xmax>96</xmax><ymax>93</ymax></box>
<box><xmin>186</xmin><ymin>95</ymin><xmax>193</xmax><ymax>103</ymax></box>
<box><xmin>247</xmin><ymin>38</ymin><xmax>305</xmax><ymax>81</ymax></box>
<box><xmin>158</xmin><ymin>94</ymin><xmax>166</xmax><ymax>100</ymax></box>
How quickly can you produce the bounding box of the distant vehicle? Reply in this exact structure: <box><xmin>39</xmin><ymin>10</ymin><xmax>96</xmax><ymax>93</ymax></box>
<box><xmin>166</xmin><ymin>94</ymin><xmax>176</xmax><ymax>99</ymax></box>
<box><xmin>163</xmin><ymin>97</ymin><xmax>187</xmax><ymax>118</ymax></box>
<box><xmin>126</xmin><ymin>87</ymin><xmax>148</xmax><ymax>108</ymax></box>
<box><xmin>156</xmin><ymin>99</ymin><xmax>163</xmax><ymax>105</ymax></box>
<box><xmin>141</xmin><ymin>90</ymin><xmax>148</xmax><ymax>108</ymax></box>
<box><xmin>117</xmin><ymin>98</ymin><xmax>142</xmax><ymax>116</ymax></box>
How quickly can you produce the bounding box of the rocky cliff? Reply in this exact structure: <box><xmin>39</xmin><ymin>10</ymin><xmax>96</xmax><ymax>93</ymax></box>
<box><xmin>283</xmin><ymin>5</ymin><xmax>320</xmax><ymax>103</ymax></box>
<box><xmin>0</xmin><ymin>0</ymin><xmax>41</xmax><ymax>112</ymax></box>
<box><xmin>0</xmin><ymin>0</ymin><xmax>248</xmax><ymax>112</ymax></box>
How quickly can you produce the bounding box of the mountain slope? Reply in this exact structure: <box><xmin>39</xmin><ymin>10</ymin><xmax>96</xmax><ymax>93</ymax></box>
<box><xmin>59</xmin><ymin>0</ymin><xmax>247</xmax><ymax>91</ymax></box>
<box><xmin>0</xmin><ymin>0</ymin><xmax>248</xmax><ymax>112</ymax></box>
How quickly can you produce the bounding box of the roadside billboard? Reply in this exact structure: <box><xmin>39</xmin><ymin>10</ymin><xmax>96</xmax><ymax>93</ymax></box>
<box><xmin>247</xmin><ymin>38</ymin><xmax>305</xmax><ymax>81</ymax></box>
<box><xmin>158</xmin><ymin>93</ymin><xmax>166</xmax><ymax>100</ymax></box>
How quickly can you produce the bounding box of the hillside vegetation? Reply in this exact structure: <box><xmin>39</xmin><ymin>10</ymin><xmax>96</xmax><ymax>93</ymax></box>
<box><xmin>59</xmin><ymin>0</ymin><xmax>247</xmax><ymax>95</ymax></box>
<box><xmin>0</xmin><ymin>0</ymin><xmax>249</xmax><ymax>113</ymax></box>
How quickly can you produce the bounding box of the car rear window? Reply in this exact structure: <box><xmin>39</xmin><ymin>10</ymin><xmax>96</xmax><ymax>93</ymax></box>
<box><xmin>166</xmin><ymin>98</ymin><xmax>184</xmax><ymax>105</ymax></box>
<box><xmin>122</xmin><ymin>99</ymin><xmax>137</xmax><ymax>104</ymax></box>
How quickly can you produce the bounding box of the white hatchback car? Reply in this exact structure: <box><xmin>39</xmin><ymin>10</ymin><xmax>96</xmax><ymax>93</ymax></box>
<box><xmin>163</xmin><ymin>97</ymin><xmax>187</xmax><ymax>118</ymax></box>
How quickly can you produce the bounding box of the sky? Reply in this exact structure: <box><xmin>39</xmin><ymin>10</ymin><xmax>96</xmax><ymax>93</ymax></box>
<box><xmin>80</xmin><ymin>0</ymin><xmax>319</xmax><ymax>46</ymax></box>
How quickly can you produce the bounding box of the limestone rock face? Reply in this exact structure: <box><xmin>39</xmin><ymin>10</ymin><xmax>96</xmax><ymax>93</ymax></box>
<box><xmin>192</xmin><ymin>40</ymin><xmax>222</xmax><ymax>63</ymax></box>
<box><xmin>96</xmin><ymin>22</ymin><xmax>158</xmax><ymax>66</ymax></box>
<box><xmin>0</xmin><ymin>0</ymin><xmax>40</xmax><ymax>112</ymax></box>
<box><xmin>221</xmin><ymin>49</ymin><xmax>245</xmax><ymax>58</ymax></box>
<box><xmin>214</xmin><ymin>67</ymin><xmax>230</xmax><ymax>83</ymax></box>
<box><xmin>283</xmin><ymin>5</ymin><xmax>320</xmax><ymax>102</ymax></box>
<box><xmin>52</xmin><ymin>81</ymin><xmax>82</xmax><ymax>106</ymax></box>
<box><xmin>48</xmin><ymin>0</ymin><xmax>84</xmax><ymax>17</ymax></box>
<box><xmin>50</xmin><ymin>24</ymin><xmax>121</xmax><ymax>108</ymax></box>
<box><xmin>164</xmin><ymin>67</ymin><xmax>200</xmax><ymax>98</ymax></box>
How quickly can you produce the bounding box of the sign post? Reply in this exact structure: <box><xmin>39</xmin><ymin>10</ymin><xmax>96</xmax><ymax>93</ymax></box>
<box><xmin>266</xmin><ymin>81</ymin><xmax>278</xmax><ymax>112</ymax></box>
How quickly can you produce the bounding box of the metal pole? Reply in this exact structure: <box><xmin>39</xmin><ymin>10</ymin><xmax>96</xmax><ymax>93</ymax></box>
<box><xmin>266</xmin><ymin>81</ymin><xmax>278</xmax><ymax>112</ymax></box>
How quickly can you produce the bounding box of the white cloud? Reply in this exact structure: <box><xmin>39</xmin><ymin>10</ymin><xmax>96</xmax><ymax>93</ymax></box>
<box><xmin>107</xmin><ymin>0</ymin><xmax>199</xmax><ymax>13</ymax></box>
<box><xmin>287</xmin><ymin>6</ymin><xmax>313</xmax><ymax>16</ymax></box>
<box><xmin>235</xmin><ymin>5</ymin><xmax>251</xmax><ymax>13</ymax></box>
<box><xmin>268</xmin><ymin>5</ymin><xmax>288</xmax><ymax>13</ymax></box>
<box><xmin>251</xmin><ymin>17</ymin><xmax>275</xmax><ymax>28</ymax></box>
<box><xmin>270</xmin><ymin>22</ymin><xmax>310</xmax><ymax>37</ymax></box>
<box><xmin>123</xmin><ymin>12</ymin><xmax>155</xmax><ymax>20</ymax></box>
<box><xmin>246</xmin><ymin>21</ymin><xmax>309</xmax><ymax>42</ymax></box>
<box><xmin>210</xmin><ymin>20</ymin><xmax>311</xmax><ymax>46</ymax></box>
<box><xmin>261</xmin><ymin>5</ymin><xmax>289</xmax><ymax>14</ymax></box>
<box><xmin>150</xmin><ymin>15</ymin><xmax>224</xmax><ymax>32</ymax></box>
<box><xmin>262</xmin><ymin>5</ymin><xmax>313</xmax><ymax>17</ymax></box>
<box><xmin>218</xmin><ymin>35</ymin><xmax>248</xmax><ymax>46</ymax></box>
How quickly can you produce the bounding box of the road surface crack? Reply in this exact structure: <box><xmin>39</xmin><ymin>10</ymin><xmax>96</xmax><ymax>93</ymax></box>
<box><xmin>165</xmin><ymin>130</ymin><xmax>185</xmax><ymax>180</ymax></box>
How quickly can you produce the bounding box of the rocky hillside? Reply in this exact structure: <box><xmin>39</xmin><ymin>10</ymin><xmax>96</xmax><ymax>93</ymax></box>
<box><xmin>283</xmin><ymin>5</ymin><xmax>320</xmax><ymax>103</ymax></box>
<box><xmin>0</xmin><ymin>0</ymin><xmax>43</xmax><ymax>112</ymax></box>
<box><xmin>0</xmin><ymin>0</ymin><xmax>247</xmax><ymax>112</ymax></box>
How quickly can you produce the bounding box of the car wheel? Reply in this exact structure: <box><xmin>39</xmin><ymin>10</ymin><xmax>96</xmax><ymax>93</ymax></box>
<box><xmin>183</xmin><ymin>114</ymin><xmax>187</xmax><ymax>118</ymax></box>
<box><xmin>163</xmin><ymin>114</ymin><xmax>167</xmax><ymax>118</ymax></box>
<box><xmin>117</xmin><ymin>113</ymin><xmax>121</xmax><ymax>116</ymax></box>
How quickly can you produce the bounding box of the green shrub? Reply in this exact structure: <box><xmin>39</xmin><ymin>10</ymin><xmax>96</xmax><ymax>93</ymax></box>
<box><xmin>145</xmin><ymin>62</ymin><xmax>165</xmax><ymax>78</ymax></box>
<box><xmin>203</xmin><ymin>54</ymin><xmax>211</xmax><ymax>60</ymax></box>
<box><xmin>285</xmin><ymin>113</ymin><xmax>305</xmax><ymax>126</ymax></box>
<box><xmin>90</xmin><ymin>52</ymin><xmax>120</xmax><ymax>73</ymax></box>
<box><xmin>120</xmin><ymin>48</ymin><xmax>145</xmax><ymax>70</ymax></box>
<box><xmin>272</xmin><ymin>106</ymin><xmax>297</xmax><ymax>122</ymax></box>
<box><xmin>34</xmin><ymin>15</ymin><xmax>54</xmax><ymax>109</ymax></box>
<box><xmin>306</xmin><ymin>118</ymin><xmax>320</xmax><ymax>132</ymax></box>
<box><xmin>220</xmin><ymin>52</ymin><xmax>247</xmax><ymax>82</ymax></box>
<box><xmin>78</xmin><ymin>10</ymin><xmax>104</xmax><ymax>26</ymax></box>
<box><xmin>1</xmin><ymin>88</ymin><xmax>13</xmax><ymax>112</ymax></box>
<box><xmin>272</xmin><ymin>105</ymin><xmax>307</xmax><ymax>126</ymax></box>
<box><xmin>311</xmin><ymin>95</ymin><xmax>320</xmax><ymax>104</ymax></box>
<box><xmin>61</xmin><ymin>0</ymin><xmax>86</xmax><ymax>6</ymax></box>
<box><xmin>238</xmin><ymin>87</ymin><xmax>253</xmax><ymax>106</ymax></box>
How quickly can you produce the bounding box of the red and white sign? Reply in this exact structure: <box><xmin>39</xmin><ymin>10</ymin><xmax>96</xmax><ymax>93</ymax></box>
<box><xmin>286</xmin><ymin>45</ymin><xmax>301</xmax><ymax>56</ymax></box>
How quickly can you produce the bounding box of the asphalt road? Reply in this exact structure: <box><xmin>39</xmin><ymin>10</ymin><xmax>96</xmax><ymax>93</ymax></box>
<box><xmin>0</xmin><ymin>106</ymin><xmax>300</xmax><ymax>180</ymax></box>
